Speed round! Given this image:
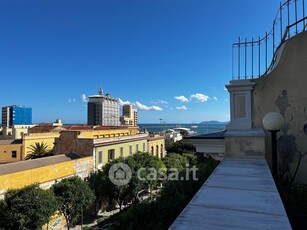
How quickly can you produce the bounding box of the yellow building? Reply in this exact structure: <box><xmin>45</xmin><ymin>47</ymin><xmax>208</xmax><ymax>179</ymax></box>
<box><xmin>0</xmin><ymin>153</ymin><xmax>93</xmax><ymax>199</ymax></box>
<box><xmin>22</xmin><ymin>132</ymin><xmax>60</xmax><ymax>158</ymax></box>
<box><xmin>148</xmin><ymin>134</ymin><xmax>165</xmax><ymax>158</ymax></box>
<box><xmin>55</xmin><ymin>129</ymin><xmax>166</xmax><ymax>169</ymax></box>
<box><xmin>94</xmin><ymin>134</ymin><xmax>149</xmax><ymax>169</ymax></box>
<box><xmin>76</xmin><ymin>126</ymin><xmax>138</xmax><ymax>138</ymax></box>
<box><xmin>0</xmin><ymin>124</ymin><xmax>139</xmax><ymax>163</ymax></box>
<box><xmin>55</xmin><ymin>131</ymin><xmax>150</xmax><ymax>170</ymax></box>
<box><xmin>0</xmin><ymin>140</ymin><xmax>23</xmax><ymax>163</ymax></box>
<box><xmin>0</xmin><ymin>124</ymin><xmax>62</xmax><ymax>163</ymax></box>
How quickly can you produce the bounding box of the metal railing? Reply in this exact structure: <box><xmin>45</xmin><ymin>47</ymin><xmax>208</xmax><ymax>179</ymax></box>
<box><xmin>232</xmin><ymin>0</ymin><xmax>307</xmax><ymax>80</ymax></box>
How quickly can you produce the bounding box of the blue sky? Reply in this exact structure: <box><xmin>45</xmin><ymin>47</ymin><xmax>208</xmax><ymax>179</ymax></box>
<box><xmin>0</xmin><ymin>0</ymin><xmax>280</xmax><ymax>124</ymax></box>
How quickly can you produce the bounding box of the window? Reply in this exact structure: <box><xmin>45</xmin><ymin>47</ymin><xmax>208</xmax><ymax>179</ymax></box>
<box><xmin>98</xmin><ymin>151</ymin><xmax>103</xmax><ymax>164</ymax></box>
<box><xmin>143</xmin><ymin>143</ymin><xmax>145</xmax><ymax>152</ymax></box>
<box><xmin>129</xmin><ymin>145</ymin><xmax>132</xmax><ymax>155</ymax></box>
<box><xmin>151</xmin><ymin>146</ymin><xmax>154</xmax><ymax>155</ymax></box>
<box><xmin>108</xmin><ymin>149</ymin><xmax>115</xmax><ymax>162</ymax></box>
<box><xmin>136</xmin><ymin>144</ymin><xmax>139</xmax><ymax>153</ymax></box>
<box><xmin>120</xmin><ymin>147</ymin><xmax>124</xmax><ymax>157</ymax></box>
<box><xmin>12</xmin><ymin>151</ymin><xmax>17</xmax><ymax>158</ymax></box>
<box><xmin>156</xmin><ymin>146</ymin><xmax>159</xmax><ymax>157</ymax></box>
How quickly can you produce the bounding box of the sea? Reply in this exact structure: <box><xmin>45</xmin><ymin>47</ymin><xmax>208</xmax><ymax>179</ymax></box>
<box><xmin>138</xmin><ymin>123</ymin><xmax>227</xmax><ymax>136</ymax></box>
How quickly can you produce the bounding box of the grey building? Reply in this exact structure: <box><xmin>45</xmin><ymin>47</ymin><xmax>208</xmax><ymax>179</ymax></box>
<box><xmin>87</xmin><ymin>88</ymin><xmax>120</xmax><ymax>126</ymax></box>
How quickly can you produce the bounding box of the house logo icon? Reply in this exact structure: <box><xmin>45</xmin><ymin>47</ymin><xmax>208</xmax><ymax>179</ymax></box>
<box><xmin>109</xmin><ymin>163</ymin><xmax>132</xmax><ymax>186</ymax></box>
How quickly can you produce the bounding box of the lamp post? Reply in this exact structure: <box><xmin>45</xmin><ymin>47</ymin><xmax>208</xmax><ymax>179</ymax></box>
<box><xmin>159</xmin><ymin>118</ymin><xmax>163</xmax><ymax>134</ymax></box>
<box><xmin>262</xmin><ymin>112</ymin><xmax>285</xmax><ymax>182</ymax></box>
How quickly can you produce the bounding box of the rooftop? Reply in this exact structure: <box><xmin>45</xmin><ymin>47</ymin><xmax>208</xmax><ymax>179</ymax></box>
<box><xmin>28</xmin><ymin>125</ymin><xmax>135</xmax><ymax>133</ymax></box>
<box><xmin>0</xmin><ymin>139</ymin><xmax>22</xmax><ymax>145</ymax></box>
<box><xmin>0</xmin><ymin>153</ymin><xmax>82</xmax><ymax>176</ymax></box>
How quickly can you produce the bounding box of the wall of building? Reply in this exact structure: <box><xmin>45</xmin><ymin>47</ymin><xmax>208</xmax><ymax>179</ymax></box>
<box><xmin>0</xmin><ymin>142</ymin><xmax>23</xmax><ymax>163</ymax></box>
<box><xmin>95</xmin><ymin>138</ymin><xmax>148</xmax><ymax>168</ymax></box>
<box><xmin>11</xmin><ymin>106</ymin><xmax>32</xmax><ymax>125</ymax></box>
<box><xmin>0</xmin><ymin>125</ymin><xmax>34</xmax><ymax>140</ymax></box>
<box><xmin>0</xmin><ymin>156</ymin><xmax>93</xmax><ymax>198</ymax></box>
<box><xmin>87</xmin><ymin>95</ymin><xmax>120</xmax><ymax>126</ymax></box>
<box><xmin>225</xmin><ymin>136</ymin><xmax>265</xmax><ymax>158</ymax></box>
<box><xmin>121</xmin><ymin>105</ymin><xmax>138</xmax><ymax>126</ymax></box>
<box><xmin>2</xmin><ymin>106</ymin><xmax>32</xmax><ymax>126</ymax></box>
<box><xmin>12</xmin><ymin>125</ymin><xmax>35</xmax><ymax>139</ymax></box>
<box><xmin>0</xmin><ymin>126</ymin><xmax>13</xmax><ymax>140</ymax></box>
<box><xmin>55</xmin><ymin>131</ymin><xmax>150</xmax><ymax>168</ymax></box>
<box><xmin>79</xmin><ymin>127</ymin><xmax>138</xmax><ymax>138</ymax></box>
<box><xmin>22</xmin><ymin>132</ymin><xmax>60</xmax><ymax>158</ymax></box>
<box><xmin>0</xmin><ymin>132</ymin><xmax>59</xmax><ymax>163</ymax></box>
<box><xmin>54</xmin><ymin>131</ymin><xmax>93</xmax><ymax>157</ymax></box>
<box><xmin>252</xmin><ymin>31</ymin><xmax>307</xmax><ymax>183</ymax></box>
<box><xmin>1</xmin><ymin>107</ymin><xmax>10</xmax><ymax>127</ymax></box>
<box><xmin>148</xmin><ymin>136</ymin><xmax>165</xmax><ymax>158</ymax></box>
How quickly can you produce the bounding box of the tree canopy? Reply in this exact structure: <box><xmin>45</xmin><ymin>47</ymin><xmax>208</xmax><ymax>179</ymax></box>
<box><xmin>166</xmin><ymin>140</ymin><xmax>196</xmax><ymax>154</ymax></box>
<box><xmin>0</xmin><ymin>184</ymin><xmax>57</xmax><ymax>230</ymax></box>
<box><xmin>52</xmin><ymin>176</ymin><xmax>95</xmax><ymax>229</ymax></box>
<box><xmin>112</xmin><ymin>156</ymin><xmax>219</xmax><ymax>229</ymax></box>
<box><xmin>93</xmin><ymin>152</ymin><xmax>166</xmax><ymax>211</ymax></box>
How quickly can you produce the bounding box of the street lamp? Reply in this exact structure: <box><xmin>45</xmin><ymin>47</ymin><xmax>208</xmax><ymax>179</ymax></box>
<box><xmin>262</xmin><ymin>112</ymin><xmax>285</xmax><ymax>182</ymax></box>
<box><xmin>159</xmin><ymin>118</ymin><xmax>163</xmax><ymax>134</ymax></box>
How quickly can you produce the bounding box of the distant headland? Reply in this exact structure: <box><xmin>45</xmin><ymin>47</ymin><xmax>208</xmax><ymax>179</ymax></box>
<box><xmin>199</xmin><ymin>120</ymin><xmax>229</xmax><ymax>125</ymax></box>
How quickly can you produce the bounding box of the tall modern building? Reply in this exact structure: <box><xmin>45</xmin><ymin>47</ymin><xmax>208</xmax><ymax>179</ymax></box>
<box><xmin>120</xmin><ymin>104</ymin><xmax>138</xmax><ymax>126</ymax></box>
<box><xmin>1</xmin><ymin>105</ymin><xmax>32</xmax><ymax>127</ymax></box>
<box><xmin>87</xmin><ymin>88</ymin><xmax>120</xmax><ymax>126</ymax></box>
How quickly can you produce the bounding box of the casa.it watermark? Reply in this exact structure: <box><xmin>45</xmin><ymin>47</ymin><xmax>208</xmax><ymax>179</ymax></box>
<box><xmin>109</xmin><ymin>163</ymin><xmax>198</xmax><ymax>186</ymax></box>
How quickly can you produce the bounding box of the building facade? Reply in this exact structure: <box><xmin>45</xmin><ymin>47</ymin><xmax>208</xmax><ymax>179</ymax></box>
<box><xmin>148</xmin><ymin>134</ymin><xmax>165</xmax><ymax>158</ymax></box>
<box><xmin>0</xmin><ymin>124</ymin><xmax>139</xmax><ymax>163</ymax></box>
<box><xmin>1</xmin><ymin>105</ymin><xmax>32</xmax><ymax>127</ymax></box>
<box><xmin>0</xmin><ymin>140</ymin><xmax>23</xmax><ymax>163</ymax></box>
<box><xmin>0</xmin><ymin>154</ymin><xmax>93</xmax><ymax>198</ymax></box>
<box><xmin>120</xmin><ymin>104</ymin><xmax>138</xmax><ymax>126</ymax></box>
<box><xmin>87</xmin><ymin>89</ymin><xmax>120</xmax><ymax>126</ymax></box>
<box><xmin>1</xmin><ymin>107</ymin><xmax>10</xmax><ymax>127</ymax></box>
<box><xmin>54</xmin><ymin>131</ymin><xmax>150</xmax><ymax>170</ymax></box>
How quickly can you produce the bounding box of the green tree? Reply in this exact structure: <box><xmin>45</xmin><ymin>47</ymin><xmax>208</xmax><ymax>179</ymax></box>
<box><xmin>130</xmin><ymin>152</ymin><xmax>166</xmax><ymax>199</ymax></box>
<box><xmin>94</xmin><ymin>152</ymin><xmax>166</xmax><ymax>211</ymax></box>
<box><xmin>0</xmin><ymin>184</ymin><xmax>57</xmax><ymax>230</ymax></box>
<box><xmin>25</xmin><ymin>142</ymin><xmax>53</xmax><ymax>160</ymax></box>
<box><xmin>113</xmin><ymin>156</ymin><xmax>219</xmax><ymax>229</ymax></box>
<box><xmin>166</xmin><ymin>140</ymin><xmax>196</xmax><ymax>154</ymax></box>
<box><xmin>52</xmin><ymin>176</ymin><xmax>95</xmax><ymax>230</ymax></box>
<box><xmin>97</xmin><ymin>157</ymin><xmax>132</xmax><ymax>211</ymax></box>
<box><xmin>164</xmin><ymin>138</ymin><xmax>174</xmax><ymax>151</ymax></box>
<box><xmin>163</xmin><ymin>153</ymin><xmax>189</xmax><ymax>173</ymax></box>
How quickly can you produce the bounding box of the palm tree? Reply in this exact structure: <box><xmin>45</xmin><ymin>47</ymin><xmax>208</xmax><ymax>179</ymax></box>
<box><xmin>25</xmin><ymin>142</ymin><xmax>53</xmax><ymax>160</ymax></box>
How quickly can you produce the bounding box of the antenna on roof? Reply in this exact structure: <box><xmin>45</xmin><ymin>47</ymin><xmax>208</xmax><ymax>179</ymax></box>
<box><xmin>98</xmin><ymin>87</ymin><xmax>103</xmax><ymax>95</ymax></box>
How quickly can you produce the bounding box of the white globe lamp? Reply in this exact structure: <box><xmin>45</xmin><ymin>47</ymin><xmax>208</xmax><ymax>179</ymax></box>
<box><xmin>262</xmin><ymin>112</ymin><xmax>285</xmax><ymax>182</ymax></box>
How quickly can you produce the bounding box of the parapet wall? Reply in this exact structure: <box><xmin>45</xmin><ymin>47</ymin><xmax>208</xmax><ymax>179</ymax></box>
<box><xmin>252</xmin><ymin>31</ymin><xmax>307</xmax><ymax>183</ymax></box>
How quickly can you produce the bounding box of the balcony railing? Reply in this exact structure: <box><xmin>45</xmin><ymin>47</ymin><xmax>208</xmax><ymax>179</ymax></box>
<box><xmin>232</xmin><ymin>0</ymin><xmax>307</xmax><ymax>80</ymax></box>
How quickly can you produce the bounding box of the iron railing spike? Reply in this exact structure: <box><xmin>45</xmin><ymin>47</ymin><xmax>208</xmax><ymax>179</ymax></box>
<box><xmin>232</xmin><ymin>0</ymin><xmax>307</xmax><ymax>79</ymax></box>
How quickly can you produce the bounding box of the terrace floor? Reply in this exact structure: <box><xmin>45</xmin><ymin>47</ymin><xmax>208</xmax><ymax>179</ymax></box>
<box><xmin>169</xmin><ymin>157</ymin><xmax>292</xmax><ymax>229</ymax></box>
